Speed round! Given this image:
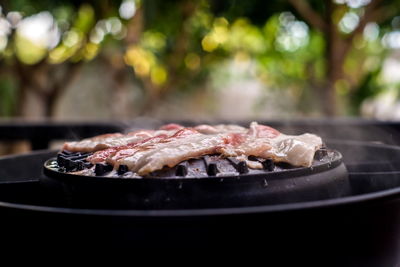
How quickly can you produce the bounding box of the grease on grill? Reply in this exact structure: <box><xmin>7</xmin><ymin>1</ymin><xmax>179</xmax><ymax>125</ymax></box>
<box><xmin>55</xmin><ymin>148</ymin><xmax>329</xmax><ymax>178</ymax></box>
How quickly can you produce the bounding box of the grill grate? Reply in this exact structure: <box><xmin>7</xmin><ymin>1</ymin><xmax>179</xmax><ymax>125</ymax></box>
<box><xmin>53</xmin><ymin>149</ymin><xmax>330</xmax><ymax>178</ymax></box>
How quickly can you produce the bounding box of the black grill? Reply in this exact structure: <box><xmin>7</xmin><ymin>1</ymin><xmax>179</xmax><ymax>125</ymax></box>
<box><xmin>42</xmin><ymin>147</ymin><xmax>348</xmax><ymax>210</ymax></box>
<box><xmin>2</xmin><ymin>120</ymin><xmax>400</xmax><ymax>265</ymax></box>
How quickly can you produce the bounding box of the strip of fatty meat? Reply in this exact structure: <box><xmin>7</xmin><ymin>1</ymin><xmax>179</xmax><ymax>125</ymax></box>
<box><xmin>114</xmin><ymin>128</ymin><xmax>228</xmax><ymax>175</ymax></box>
<box><xmin>159</xmin><ymin>123</ymin><xmax>246</xmax><ymax>134</ymax></box>
<box><xmin>86</xmin><ymin>134</ymin><xmax>169</xmax><ymax>164</ymax></box>
<box><xmin>62</xmin><ymin>133</ymin><xmax>124</xmax><ymax>152</ymax></box>
<box><xmin>194</xmin><ymin>124</ymin><xmax>247</xmax><ymax>134</ymax></box>
<box><xmin>113</xmin><ymin>128</ymin><xmax>271</xmax><ymax>175</ymax></box>
<box><xmin>202</xmin><ymin>122</ymin><xmax>321</xmax><ymax>168</ymax></box>
<box><xmin>246</xmin><ymin>122</ymin><xmax>322</xmax><ymax>167</ymax></box>
<box><xmin>217</xmin><ymin>133</ymin><xmax>272</xmax><ymax>159</ymax></box>
<box><xmin>63</xmin><ymin>129</ymin><xmax>174</xmax><ymax>153</ymax></box>
<box><xmin>158</xmin><ymin>123</ymin><xmax>184</xmax><ymax>131</ymax></box>
<box><xmin>262</xmin><ymin>133</ymin><xmax>322</xmax><ymax>167</ymax></box>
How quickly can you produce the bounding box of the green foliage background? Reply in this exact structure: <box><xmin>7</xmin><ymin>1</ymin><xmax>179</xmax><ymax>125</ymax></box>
<box><xmin>0</xmin><ymin>0</ymin><xmax>399</xmax><ymax>118</ymax></box>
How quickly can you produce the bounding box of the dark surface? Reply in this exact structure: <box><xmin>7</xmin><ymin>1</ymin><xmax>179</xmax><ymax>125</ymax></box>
<box><xmin>42</xmin><ymin>151</ymin><xmax>348</xmax><ymax>209</ymax></box>
<box><xmin>0</xmin><ymin>140</ymin><xmax>400</xmax><ymax>266</ymax></box>
<box><xmin>1</xmin><ymin>120</ymin><xmax>400</xmax><ymax>264</ymax></box>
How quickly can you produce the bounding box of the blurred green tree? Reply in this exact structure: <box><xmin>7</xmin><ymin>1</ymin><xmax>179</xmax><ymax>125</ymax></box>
<box><xmin>0</xmin><ymin>0</ymin><xmax>125</xmax><ymax>117</ymax></box>
<box><xmin>0</xmin><ymin>0</ymin><xmax>399</xmax><ymax>119</ymax></box>
<box><xmin>288</xmin><ymin>0</ymin><xmax>400</xmax><ymax>115</ymax></box>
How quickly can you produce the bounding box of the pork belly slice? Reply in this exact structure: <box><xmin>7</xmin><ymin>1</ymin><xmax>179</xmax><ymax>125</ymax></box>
<box><xmin>107</xmin><ymin>128</ymin><xmax>200</xmax><ymax>167</ymax></box>
<box><xmin>245</xmin><ymin>122</ymin><xmax>322</xmax><ymax>167</ymax></box>
<box><xmin>63</xmin><ymin>133</ymin><xmax>124</xmax><ymax>152</ymax></box>
<box><xmin>62</xmin><ymin>129</ymin><xmax>174</xmax><ymax>153</ymax></box>
<box><xmin>248</xmin><ymin>121</ymin><xmax>280</xmax><ymax>138</ymax></box>
<box><xmin>218</xmin><ymin>128</ymin><xmax>322</xmax><ymax>168</ymax></box>
<box><xmin>222</xmin><ymin>133</ymin><xmax>322</xmax><ymax>168</ymax></box>
<box><xmin>116</xmin><ymin>131</ymin><xmax>226</xmax><ymax>176</ymax></box>
<box><xmin>194</xmin><ymin>124</ymin><xmax>247</xmax><ymax>134</ymax></box>
<box><xmin>87</xmin><ymin>128</ymin><xmax>190</xmax><ymax>163</ymax></box>
<box><xmin>263</xmin><ymin>133</ymin><xmax>323</xmax><ymax>167</ymax></box>
<box><xmin>86</xmin><ymin>134</ymin><xmax>169</xmax><ymax>164</ymax></box>
<box><xmin>217</xmin><ymin>133</ymin><xmax>272</xmax><ymax>158</ymax></box>
<box><xmin>159</xmin><ymin>123</ymin><xmax>184</xmax><ymax>131</ymax></box>
<box><xmin>219</xmin><ymin>135</ymin><xmax>321</xmax><ymax>168</ymax></box>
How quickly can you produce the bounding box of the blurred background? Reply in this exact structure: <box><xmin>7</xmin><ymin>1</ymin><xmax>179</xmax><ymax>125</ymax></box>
<box><xmin>0</xmin><ymin>1</ymin><xmax>400</xmax><ymax>127</ymax></box>
<box><xmin>1</xmin><ymin>0</ymin><xmax>400</xmax><ymax>121</ymax></box>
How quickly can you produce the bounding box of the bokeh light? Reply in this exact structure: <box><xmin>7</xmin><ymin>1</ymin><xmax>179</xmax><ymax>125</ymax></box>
<box><xmin>276</xmin><ymin>12</ymin><xmax>309</xmax><ymax>52</ymax></box>
<box><xmin>119</xmin><ymin>0</ymin><xmax>137</xmax><ymax>20</ymax></box>
<box><xmin>1</xmin><ymin>0</ymin><xmax>400</xmax><ymax>121</ymax></box>
<box><xmin>339</xmin><ymin>12</ymin><xmax>360</xmax><ymax>34</ymax></box>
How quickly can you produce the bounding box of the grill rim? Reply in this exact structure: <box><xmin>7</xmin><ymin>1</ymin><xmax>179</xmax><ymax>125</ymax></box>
<box><xmin>0</xmin><ymin>176</ymin><xmax>397</xmax><ymax>217</ymax></box>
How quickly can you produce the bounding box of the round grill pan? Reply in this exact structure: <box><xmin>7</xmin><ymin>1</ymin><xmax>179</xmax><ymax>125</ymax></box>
<box><xmin>42</xmin><ymin>149</ymin><xmax>350</xmax><ymax>209</ymax></box>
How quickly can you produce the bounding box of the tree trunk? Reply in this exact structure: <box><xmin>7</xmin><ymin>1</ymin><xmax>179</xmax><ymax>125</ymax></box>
<box><xmin>15</xmin><ymin>60</ymin><xmax>83</xmax><ymax>118</ymax></box>
<box><xmin>17</xmin><ymin>84</ymin><xmax>48</xmax><ymax>118</ymax></box>
<box><xmin>137</xmin><ymin>0</ymin><xmax>197</xmax><ymax>115</ymax></box>
<box><xmin>323</xmin><ymin>0</ymin><xmax>348</xmax><ymax>117</ymax></box>
<box><xmin>290</xmin><ymin>0</ymin><xmax>375</xmax><ymax>116</ymax></box>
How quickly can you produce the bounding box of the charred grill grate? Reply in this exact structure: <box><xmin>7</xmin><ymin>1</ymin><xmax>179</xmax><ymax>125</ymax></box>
<box><xmin>52</xmin><ymin>148</ymin><xmax>331</xmax><ymax>179</ymax></box>
<box><xmin>57</xmin><ymin>151</ymin><xmax>93</xmax><ymax>172</ymax></box>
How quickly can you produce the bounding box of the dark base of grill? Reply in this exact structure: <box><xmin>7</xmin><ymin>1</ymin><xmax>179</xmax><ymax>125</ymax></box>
<box><xmin>42</xmin><ymin>163</ymin><xmax>349</xmax><ymax>209</ymax></box>
<box><xmin>42</xmin><ymin>149</ymin><xmax>349</xmax><ymax>209</ymax></box>
<box><xmin>1</xmin><ymin>140</ymin><xmax>400</xmax><ymax>265</ymax></box>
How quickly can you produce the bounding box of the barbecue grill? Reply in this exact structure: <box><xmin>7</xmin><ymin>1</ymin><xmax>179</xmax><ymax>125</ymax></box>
<box><xmin>42</xmin><ymin>147</ymin><xmax>349</xmax><ymax>209</ymax></box>
<box><xmin>2</xmin><ymin>120</ymin><xmax>400</xmax><ymax>266</ymax></box>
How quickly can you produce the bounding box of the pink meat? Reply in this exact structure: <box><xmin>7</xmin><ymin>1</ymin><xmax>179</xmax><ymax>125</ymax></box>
<box><xmin>108</xmin><ymin>128</ymin><xmax>200</xmax><ymax>168</ymax></box>
<box><xmin>158</xmin><ymin>123</ymin><xmax>184</xmax><ymax>131</ymax></box>
<box><xmin>62</xmin><ymin>133</ymin><xmax>124</xmax><ymax>152</ymax></box>
<box><xmin>248</xmin><ymin>122</ymin><xmax>280</xmax><ymax>138</ymax></box>
<box><xmin>87</xmin><ymin>134</ymin><xmax>169</xmax><ymax>164</ymax></box>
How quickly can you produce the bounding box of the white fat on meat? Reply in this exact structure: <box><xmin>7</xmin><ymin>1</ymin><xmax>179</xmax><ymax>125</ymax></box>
<box><xmin>63</xmin><ymin>133</ymin><xmax>124</xmax><ymax>152</ymax></box>
<box><xmin>217</xmin><ymin>133</ymin><xmax>272</xmax><ymax>158</ymax></box>
<box><xmin>263</xmin><ymin>133</ymin><xmax>323</xmax><ymax>167</ymax></box>
<box><xmin>107</xmin><ymin>128</ymin><xmax>199</xmax><ymax>166</ymax></box>
<box><xmin>87</xmin><ymin>134</ymin><xmax>169</xmax><ymax>164</ymax></box>
<box><xmin>217</xmin><ymin>123</ymin><xmax>322</xmax><ymax>167</ymax></box>
<box><xmin>194</xmin><ymin>124</ymin><xmax>247</xmax><ymax>134</ymax></box>
<box><xmin>246</xmin><ymin>122</ymin><xmax>322</xmax><ymax>167</ymax></box>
